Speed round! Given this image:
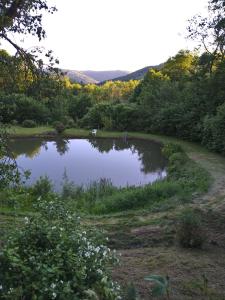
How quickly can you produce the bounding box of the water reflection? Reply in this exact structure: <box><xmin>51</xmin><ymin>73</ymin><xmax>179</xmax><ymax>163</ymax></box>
<box><xmin>9</xmin><ymin>138</ymin><xmax>167</xmax><ymax>189</ymax></box>
<box><xmin>54</xmin><ymin>139</ymin><xmax>70</xmax><ymax>156</ymax></box>
<box><xmin>89</xmin><ymin>138</ymin><xmax>166</xmax><ymax>174</ymax></box>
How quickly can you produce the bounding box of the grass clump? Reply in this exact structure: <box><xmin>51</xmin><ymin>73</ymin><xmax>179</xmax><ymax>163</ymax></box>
<box><xmin>176</xmin><ymin>208</ymin><xmax>206</xmax><ymax>248</ymax></box>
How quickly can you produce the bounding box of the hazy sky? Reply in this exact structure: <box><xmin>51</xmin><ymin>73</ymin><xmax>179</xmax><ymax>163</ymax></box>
<box><xmin>3</xmin><ymin>0</ymin><xmax>209</xmax><ymax>71</ymax></box>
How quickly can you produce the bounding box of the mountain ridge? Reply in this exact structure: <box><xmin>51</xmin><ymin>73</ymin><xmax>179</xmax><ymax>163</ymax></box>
<box><xmin>62</xmin><ymin>64</ymin><xmax>164</xmax><ymax>84</ymax></box>
<box><xmin>110</xmin><ymin>63</ymin><xmax>164</xmax><ymax>82</ymax></box>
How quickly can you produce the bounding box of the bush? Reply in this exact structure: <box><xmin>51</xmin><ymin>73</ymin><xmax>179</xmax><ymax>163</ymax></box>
<box><xmin>162</xmin><ymin>142</ymin><xmax>184</xmax><ymax>159</ymax></box>
<box><xmin>0</xmin><ymin>197</ymin><xmax>121</xmax><ymax>299</ymax></box>
<box><xmin>32</xmin><ymin>176</ymin><xmax>53</xmax><ymax>197</ymax></box>
<box><xmin>202</xmin><ymin>103</ymin><xmax>225</xmax><ymax>154</ymax></box>
<box><xmin>0</xmin><ymin>93</ymin><xmax>50</xmax><ymax>124</ymax></box>
<box><xmin>54</xmin><ymin>121</ymin><xmax>66</xmax><ymax>134</ymax></box>
<box><xmin>22</xmin><ymin>119</ymin><xmax>36</xmax><ymax>128</ymax></box>
<box><xmin>62</xmin><ymin>116</ymin><xmax>76</xmax><ymax>128</ymax></box>
<box><xmin>176</xmin><ymin>208</ymin><xmax>206</xmax><ymax>248</ymax></box>
<box><xmin>11</xmin><ymin>119</ymin><xmax>18</xmax><ymax>126</ymax></box>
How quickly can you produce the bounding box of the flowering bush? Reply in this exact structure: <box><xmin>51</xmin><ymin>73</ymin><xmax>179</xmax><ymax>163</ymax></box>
<box><xmin>0</xmin><ymin>197</ymin><xmax>121</xmax><ymax>299</ymax></box>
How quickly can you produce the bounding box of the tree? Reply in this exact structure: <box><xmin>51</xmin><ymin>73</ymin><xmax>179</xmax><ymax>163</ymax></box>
<box><xmin>0</xmin><ymin>124</ymin><xmax>25</xmax><ymax>189</ymax></box>
<box><xmin>187</xmin><ymin>0</ymin><xmax>225</xmax><ymax>74</ymax></box>
<box><xmin>0</xmin><ymin>0</ymin><xmax>58</xmax><ymax>74</ymax></box>
<box><xmin>161</xmin><ymin>50</ymin><xmax>197</xmax><ymax>81</ymax></box>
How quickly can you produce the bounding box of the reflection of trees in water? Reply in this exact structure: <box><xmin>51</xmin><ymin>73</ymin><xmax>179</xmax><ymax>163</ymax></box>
<box><xmin>8</xmin><ymin>139</ymin><xmax>45</xmax><ymax>158</ymax></box>
<box><xmin>131</xmin><ymin>140</ymin><xmax>167</xmax><ymax>174</ymax></box>
<box><xmin>9</xmin><ymin>138</ymin><xmax>167</xmax><ymax>174</ymax></box>
<box><xmin>89</xmin><ymin>138</ymin><xmax>114</xmax><ymax>153</ymax></box>
<box><xmin>9</xmin><ymin>138</ymin><xmax>70</xmax><ymax>158</ymax></box>
<box><xmin>88</xmin><ymin>138</ymin><xmax>167</xmax><ymax>173</ymax></box>
<box><xmin>54</xmin><ymin>139</ymin><xmax>70</xmax><ymax>156</ymax></box>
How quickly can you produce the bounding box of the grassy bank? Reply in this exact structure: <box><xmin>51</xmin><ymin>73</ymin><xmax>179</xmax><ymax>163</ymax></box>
<box><xmin>3</xmin><ymin>126</ymin><xmax>225</xmax><ymax>299</ymax></box>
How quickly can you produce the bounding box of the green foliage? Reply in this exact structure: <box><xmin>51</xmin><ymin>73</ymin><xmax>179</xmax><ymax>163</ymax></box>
<box><xmin>22</xmin><ymin>119</ymin><xmax>37</xmax><ymax>128</ymax></box>
<box><xmin>32</xmin><ymin>176</ymin><xmax>53</xmax><ymax>197</ymax></box>
<box><xmin>0</xmin><ymin>93</ymin><xmax>50</xmax><ymax>124</ymax></box>
<box><xmin>124</xmin><ymin>283</ymin><xmax>140</xmax><ymax>300</ymax></box>
<box><xmin>81</xmin><ymin>102</ymin><xmax>113</xmax><ymax>129</ymax></box>
<box><xmin>162</xmin><ymin>143</ymin><xmax>184</xmax><ymax>158</ymax></box>
<box><xmin>162</xmin><ymin>50</ymin><xmax>197</xmax><ymax>81</ymax></box>
<box><xmin>176</xmin><ymin>208</ymin><xmax>206</xmax><ymax>249</ymax></box>
<box><xmin>0</xmin><ymin>197</ymin><xmax>121</xmax><ymax>299</ymax></box>
<box><xmin>54</xmin><ymin>122</ymin><xmax>66</xmax><ymax>134</ymax></box>
<box><xmin>68</xmin><ymin>94</ymin><xmax>93</xmax><ymax>121</ymax></box>
<box><xmin>202</xmin><ymin>102</ymin><xmax>225</xmax><ymax>154</ymax></box>
<box><xmin>144</xmin><ymin>275</ymin><xmax>170</xmax><ymax>299</ymax></box>
<box><xmin>0</xmin><ymin>124</ymin><xmax>28</xmax><ymax>189</ymax></box>
<box><xmin>63</xmin><ymin>116</ymin><xmax>76</xmax><ymax>129</ymax></box>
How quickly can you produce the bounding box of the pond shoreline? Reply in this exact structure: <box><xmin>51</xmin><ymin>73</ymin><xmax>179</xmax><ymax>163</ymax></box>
<box><xmin>4</xmin><ymin>126</ymin><xmax>225</xmax><ymax>299</ymax></box>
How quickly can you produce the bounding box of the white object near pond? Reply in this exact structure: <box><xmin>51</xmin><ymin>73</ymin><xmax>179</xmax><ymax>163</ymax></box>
<box><xmin>91</xmin><ymin>129</ymin><xmax>97</xmax><ymax>136</ymax></box>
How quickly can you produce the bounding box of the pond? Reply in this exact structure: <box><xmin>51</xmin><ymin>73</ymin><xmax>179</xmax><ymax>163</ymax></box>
<box><xmin>9</xmin><ymin>138</ymin><xmax>167</xmax><ymax>190</ymax></box>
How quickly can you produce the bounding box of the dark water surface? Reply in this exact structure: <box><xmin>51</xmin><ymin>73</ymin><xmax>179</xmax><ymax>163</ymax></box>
<box><xmin>9</xmin><ymin>138</ymin><xmax>167</xmax><ymax>189</ymax></box>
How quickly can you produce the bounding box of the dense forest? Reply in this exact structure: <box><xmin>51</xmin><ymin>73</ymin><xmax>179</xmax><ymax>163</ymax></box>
<box><xmin>1</xmin><ymin>46</ymin><xmax>225</xmax><ymax>153</ymax></box>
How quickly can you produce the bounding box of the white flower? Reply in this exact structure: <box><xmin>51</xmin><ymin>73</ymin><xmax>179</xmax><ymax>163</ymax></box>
<box><xmin>0</xmin><ymin>285</ymin><xmax>2</xmax><ymax>290</ymax></box>
<box><xmin>97</xmin><ymin>269</ymin><xmax>103</xmax><ymax>275</ymax></box>
<box><xmin>95</xmin><ymin>246</ymin><xmax>100</xmax><ymax>253</ymax></box>
<box><xmin>52</xmin><ymin>292</ymin><xmax>57</xmax><ymax>299</ymax></box>
<box><xmin>51</xmin><ymin>283</ymin><xmax>56</xmax><ymax>289</ymax></box>
<box><xmin>24</xmin><ymin>217</ymin><xmax>29</xmax><ymax>224</ymax></box>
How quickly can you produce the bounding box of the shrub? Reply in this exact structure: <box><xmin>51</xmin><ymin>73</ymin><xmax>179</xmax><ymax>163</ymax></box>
<box><xmin>0</xmin><ymin>197</ymin><xmax>121</xmax><ymax>299</ymax></box>
<box><xmin>32</xmin><ymin>176</ymin><xmax>53</xmax><ymax>197</ymax></box>
<box><xmin>144</xmin><ymin>275</ymin><xmax>170</xmax><ymax>298</ymax></box>
<box><xmin>202</xmin><ymin>103</ymin><xmax>225</xmax><ymax>154</ymax></box>
<box><xmin>176</xmin><ymin>208</ymin><xmax>206</xmax><ymax>248</ymax></box>
<box><xmin>22</xmin><ymin>119</ymin><xmax>36</xmax><ymax>128</ymax></box>
<box><xmin>11</xmin><ymin>119</ymin><xmax>18</xmax><ymax>126</ymax></box>
<box><xmin>68</xmin><ymin>94</ymin><xmax>93</xmax><ymax>121</ymax></box>
<box><xmin>54</xmin><ymin>121</ymin><xmax>66</xmax><ymax>134</ymax></box>
<box><xmin>124</xmin><ymin>283</ymin><xmax>139</xmax><ymax>300</ymax></box>
<box><xmin>63</xmin><ymin>116</ymin><xmax>76</xmax><ymax>128</ymax></box>
<box><xmin>162</xmin><ymin>142</ymin><xmax>184</xmax><ymax>159</ymax></box>
<box><xmin>0</xmin><ymin>94</ymin><xmax>50</xmax><ymax>124</ymax></box>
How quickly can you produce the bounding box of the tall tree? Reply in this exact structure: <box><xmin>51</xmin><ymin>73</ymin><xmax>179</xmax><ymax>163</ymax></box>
<box><xmin>0</xmin><ymin>0</ymin><xmax>58</xmax><ymax>74</ymax></box>
<box><xmin>187</xmin><ymin>0</ymin><xmax>225</xmax><ymax>74</ymax></box>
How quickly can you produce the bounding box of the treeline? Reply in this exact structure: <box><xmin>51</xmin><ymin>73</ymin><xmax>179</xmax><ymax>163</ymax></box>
<box><xmin>1</xmin><ymin>0</ymin><xmax>225</xmax><ymax>155</ymax></box>
<box><xmin>0</xmin><ymin>48</ymin><xmax>225</xmax><ymax>154</ymax></box>
<box><xmin>0</xmin><ymin>49</ymin><xmax>139</xmax><ymax>129</ymax></box>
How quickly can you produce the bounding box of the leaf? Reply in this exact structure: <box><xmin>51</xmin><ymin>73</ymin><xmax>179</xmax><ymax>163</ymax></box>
<box><xmin>144</xmin><ymin>274</ymin><xmax>169</xmax><ymax>297</ymax></box>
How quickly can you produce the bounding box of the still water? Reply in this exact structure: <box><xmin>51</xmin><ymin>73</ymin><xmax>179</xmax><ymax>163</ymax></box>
<box><xmin>9</xmin><ymin>138</ymin><xmax>167</xmax><ymax>189</ymax></box>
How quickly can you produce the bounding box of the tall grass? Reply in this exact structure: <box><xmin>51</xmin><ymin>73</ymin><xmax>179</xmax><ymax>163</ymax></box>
<box><xmin>59</xmin><ymin>143</ymin><xmax>211</xmax><ymax>214</ymax></box>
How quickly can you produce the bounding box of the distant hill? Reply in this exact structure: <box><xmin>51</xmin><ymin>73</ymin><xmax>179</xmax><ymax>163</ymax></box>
<box><xmin>62</xmin><ymin>65</ymin><xmax>164</xmax><ymax>84</ymax></box>
<box><xmin>111</xmin><ymin>63</ymin><xmax>164</xmax><ymax>82</ymax></box>
<box><xmin>61</xmin><ymin>69</ymin><xmax>130</xmax><ymax>84</ymax></box>
<box><xmin>62</xmin><ymin>69</ymin><xmax>98</xmax><ymax>84</ymax></box>
<box><xmin>82</xmin><ymin>70</ymin><xmax>129</xmax><ymax>82</ymax></box>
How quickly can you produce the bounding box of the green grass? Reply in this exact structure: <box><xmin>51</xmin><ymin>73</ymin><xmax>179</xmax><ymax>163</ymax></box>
<box><xmin>8</xmin><ymin>126</ymin><xmax>53</xmax><ymax>137</ymax></box>
<box><xmin>76</xmin><ymin>145</ymin><xmax>210</xmax><ymax>215</ymax></box>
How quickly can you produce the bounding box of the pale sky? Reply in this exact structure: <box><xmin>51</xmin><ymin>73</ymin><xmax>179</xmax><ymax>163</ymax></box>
<box><xmin>2</xmin><ymin>0</ymin><xmax>209</xmax><ymax>71</ymax></box>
